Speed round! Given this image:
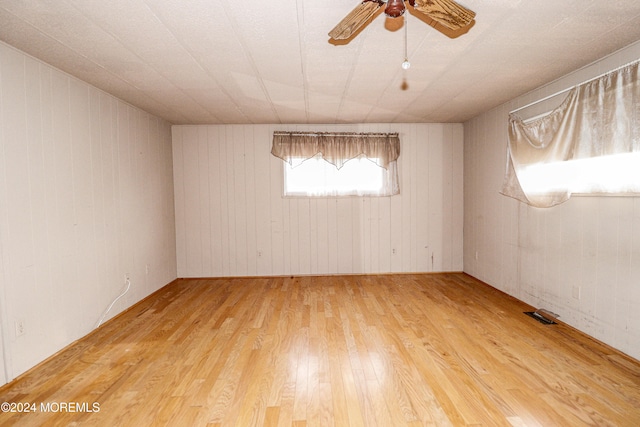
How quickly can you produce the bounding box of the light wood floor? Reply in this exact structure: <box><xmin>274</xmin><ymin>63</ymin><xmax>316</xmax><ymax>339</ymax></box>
<box><xmin>1</xmin><ymin>273</ymin><xmax>639</xmax><ymax>426</ymax></box>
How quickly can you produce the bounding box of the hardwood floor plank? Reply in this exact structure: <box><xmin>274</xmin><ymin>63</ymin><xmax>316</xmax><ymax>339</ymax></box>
<box><xmin>1</xmin><ymin>273</ymin><xmax>639</xmax><ymax>426</ymax></box>
<box><xmin>264</xmin><ymin>406</ymin><xmax>280</xmax><ymax>427</ymax></box>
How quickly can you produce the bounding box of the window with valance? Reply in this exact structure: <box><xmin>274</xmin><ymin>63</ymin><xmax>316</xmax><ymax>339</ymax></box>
<box><xmin>271</xmin><ymin>131</ymin><xmax>401</xmax><ymax>197</ymax></box>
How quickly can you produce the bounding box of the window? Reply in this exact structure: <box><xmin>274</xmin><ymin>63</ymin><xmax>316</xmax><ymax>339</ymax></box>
<box><xmin>284</xmin><ymin>154</ymin><xmax>397</xmax><ymax>197</ymax></box>
<box><xmin>517</xmin><ymin>152</ymin><xmax>640</xmax><ymax>196</ymax></box>
<box><xmin>272</xmin><ymin>131</ymin><xmax>401</xmax><ymax>197</ymax></box>
<box><xmin>502</xmin><ymin>60</ymin><xmax>640</xmax><ymax>208</ymax></box>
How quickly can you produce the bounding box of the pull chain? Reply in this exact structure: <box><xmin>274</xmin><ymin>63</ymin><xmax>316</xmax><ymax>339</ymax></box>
<box><xmin>402</xmin><ymin>12</ymin><xmax>410</xmax><ymax>70</ymax></box>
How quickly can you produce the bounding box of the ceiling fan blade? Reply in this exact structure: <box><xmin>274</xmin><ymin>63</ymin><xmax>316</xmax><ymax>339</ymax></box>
<box><xmin>328</xmin><ymin>1</ymin><xmax>383</xmax><ymax>40</ymax></box>
<box><xmin>412</xmin><ymin>0</ymin><xmax>476</xmax><ymax>30</ymax></box>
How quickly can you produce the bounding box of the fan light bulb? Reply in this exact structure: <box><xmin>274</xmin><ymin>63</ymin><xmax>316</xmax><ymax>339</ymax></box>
<box><xmin>402</xmin><ymin>59</ymin><xmax>411</xmax><ymax>70</ymax></box>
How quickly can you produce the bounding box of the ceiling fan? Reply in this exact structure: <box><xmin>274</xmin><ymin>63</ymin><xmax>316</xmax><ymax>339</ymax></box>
<box><xmin>329</xmin><ymin>0</ymin><xmax>476</xmax><ymax>40</ymax></box>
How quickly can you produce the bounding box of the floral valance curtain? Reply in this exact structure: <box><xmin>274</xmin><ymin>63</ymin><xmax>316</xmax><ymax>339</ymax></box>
<box><xmin>501</xmin><ymin>60</ymin><xmax>640</xmax><ymax>208</ymax></box>
<box><xmin>271</xmin><ymin>131</ymin><xmax>400</xmax><ymax>169</ymax></box>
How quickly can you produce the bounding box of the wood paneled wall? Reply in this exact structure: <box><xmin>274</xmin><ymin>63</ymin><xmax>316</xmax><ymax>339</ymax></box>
<box><xmin>0</xmin><ymin>42</ymin><xmax>177</xmax><ymax>382</ymax></box>
<box><xmin>173</xmin><ymin>123</ymin><xmax>463</xmax><ymax>278</ymax></box>
<box><xmin>463</xmin><ymin>41</ymin><xmax>640</xmax><ymax>360</ymax></box>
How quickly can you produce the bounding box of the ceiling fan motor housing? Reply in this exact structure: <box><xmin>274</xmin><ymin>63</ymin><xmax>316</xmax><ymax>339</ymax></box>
<box><xmin>385</xmin><ymin>0</ymin><xmax>406</xmax><ymax>17</ymax></box>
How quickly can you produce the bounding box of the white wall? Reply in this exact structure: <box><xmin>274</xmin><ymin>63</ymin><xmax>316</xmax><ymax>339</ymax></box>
<box><xmin>173</xmin><ymin>123</ymin><xmax>463</xmax><ymax>277</ymax></box>
<box><xmin>464</xmin><ymin>41</ymin><xmax>640</xmax><ymax>360</ymax></box>
<box><xmin>0</xmin><ymin>42</ymin><xmax>177</xmax><ymax>382</ymax></box>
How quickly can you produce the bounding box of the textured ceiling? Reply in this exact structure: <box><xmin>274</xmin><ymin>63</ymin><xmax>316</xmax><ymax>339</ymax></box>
<box><xmin>1</xmin><ymin>0</ymin><xmax>640</xmax><ymax>125</ymax></box>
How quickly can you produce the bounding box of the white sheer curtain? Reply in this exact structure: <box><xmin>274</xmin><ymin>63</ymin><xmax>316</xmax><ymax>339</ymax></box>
<box><xmin>502</xmin><ymin>60</ymin><xmax>640</xmax><ymax>208</ymax></box>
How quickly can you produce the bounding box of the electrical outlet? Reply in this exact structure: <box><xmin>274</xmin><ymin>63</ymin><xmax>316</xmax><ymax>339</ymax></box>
<box><xmin>15</xmin><ymin>320</ymin><xmax>25</xmax><ymax>337</ymax></box>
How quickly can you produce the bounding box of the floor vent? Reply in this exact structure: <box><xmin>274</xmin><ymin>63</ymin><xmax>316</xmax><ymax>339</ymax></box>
<box><xmin>524</xmin><ymin>309</ymin><xmax>558</xmax><ymax>325</ymax></box>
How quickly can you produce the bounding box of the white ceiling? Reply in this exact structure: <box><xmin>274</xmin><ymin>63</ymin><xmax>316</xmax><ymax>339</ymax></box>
<box><xmin>1</xmin><ymin>0</ymin><xmax>640</xmax><ymax>125</ymax></box>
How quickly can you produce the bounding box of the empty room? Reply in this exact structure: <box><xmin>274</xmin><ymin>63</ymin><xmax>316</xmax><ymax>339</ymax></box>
<box><xmin>1</xmin><ymin>0</ymin><xmax>640</xmax><ymax>426</ymax></box>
